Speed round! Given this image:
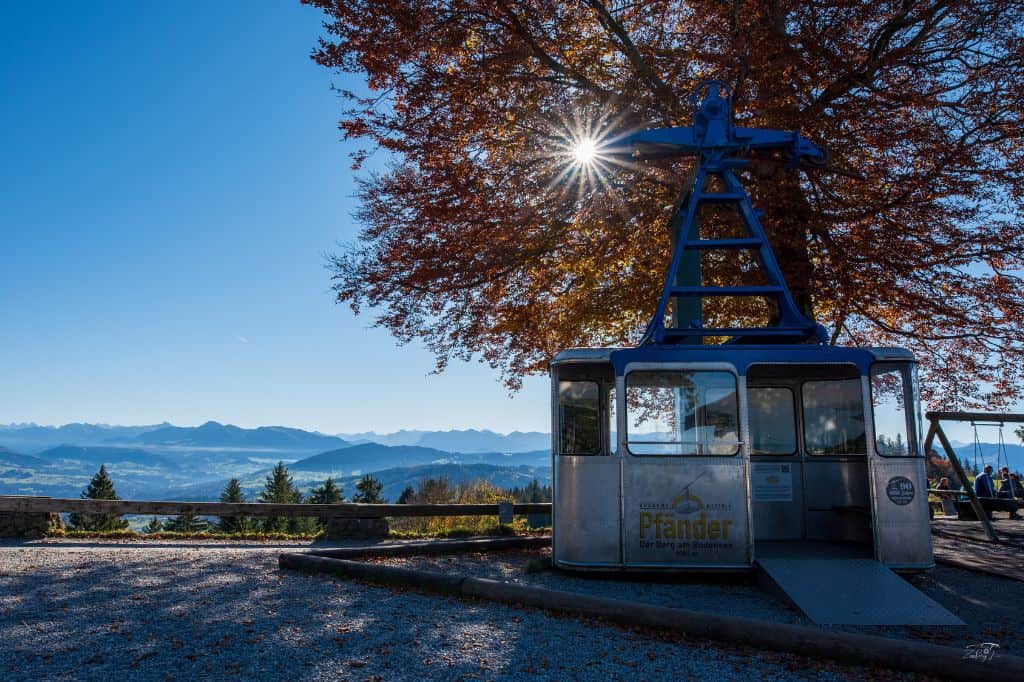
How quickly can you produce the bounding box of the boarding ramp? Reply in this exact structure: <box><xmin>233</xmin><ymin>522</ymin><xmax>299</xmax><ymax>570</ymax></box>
<box><xmin>756</xmin><ymin>542</ymin><xmax>963</xmax><ymax>625</ymax></box>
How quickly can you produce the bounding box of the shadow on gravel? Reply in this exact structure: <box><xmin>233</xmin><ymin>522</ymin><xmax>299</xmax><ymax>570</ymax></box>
<box><xmin>348</xmin><ymin>548</ymin><xmax>1024</xmax><ymax>658</ymax></box>
<box><xmin>3</xmin><ymin>544</ymin><xmax>1019</xmax><ymax>681</ymax></box>
<box><xmin>0</xmin><ymin>547</ymin><xmax>858</xmax><ymax>681</ymax></box>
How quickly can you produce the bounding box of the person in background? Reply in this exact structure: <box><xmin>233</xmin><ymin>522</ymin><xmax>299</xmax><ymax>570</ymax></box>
<box><xmin>974</xmin><ymin>465</ymin><xmax>1005</xmax><ymax>520</ymax></box>
<box><xmin>937</xmin><ymin>477</ymin><xmax>957</xmax><ymax>517</ymax></box>
<box><xmin>976</xmin><ymin>464</ymin><xmax>1019</xmax><ymax>520</ymax></box>
<box><xmin>1006</xmin><ymin>473</ymin><xmax>1024</xmax><ymax>502</ymax></box>
<box><xmin>975</xmin><ymin>465</ymin><xmax>996</xmax><ymax>499</ymax></box>
<box><xmin>997</xmin><ymin>469</ymin><xmax>1011</xmax><ymax>497</ymax></box>
<box><xmin>997</xmin><ymin>470</ymin><xmax>1022</xmax><ymax>520</ymax></box>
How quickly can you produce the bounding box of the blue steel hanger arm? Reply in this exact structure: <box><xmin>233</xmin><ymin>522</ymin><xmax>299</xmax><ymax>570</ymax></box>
<box><xmin>623</xmin><ymin>127</ymin><xmax>827</xmax><ymax>169</ymax></box>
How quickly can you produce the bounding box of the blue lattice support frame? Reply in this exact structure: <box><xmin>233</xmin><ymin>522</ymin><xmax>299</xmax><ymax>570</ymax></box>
<box><xmin>627</xmin><ymin>82</ymin><xmax>829</xmax><ymax>345</ymax></box>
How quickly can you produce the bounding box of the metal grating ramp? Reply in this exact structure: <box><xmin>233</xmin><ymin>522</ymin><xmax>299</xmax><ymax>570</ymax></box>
<box><xmin>756</xmin><ymin>557</ymin><xmax>964</xmax><ymax>625</ymax></box>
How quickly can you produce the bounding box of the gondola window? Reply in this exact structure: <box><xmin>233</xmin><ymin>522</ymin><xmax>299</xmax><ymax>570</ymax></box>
<box><xmin>749</xmin><ymin>387</ymin><xmax>797</xmax><ymax>455</ymax></box>
<box><xmin>802</xmin><ymin>379</ymin><xmax>867</xmax><ymax>455</ymax></box>
<box><xmin>871</xmin><ymin>366</ymin><xmax>912</xmax><ymax>456</ymax></box>
<box><xmin>558</xmin><ymin>381</ymin><xmax>601</xmax><ymax>455</ymax></box>
<box><xmin>625</xmin><ymin>371</ymin><xmax>739</xmax><ymax>455</ymax></box>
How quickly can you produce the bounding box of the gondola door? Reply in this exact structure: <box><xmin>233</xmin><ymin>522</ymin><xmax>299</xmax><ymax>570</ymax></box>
<box><xmin>619</xmin><ymin>362</ymin><xmax>753</xmax><ymax>569</ymax></box>
<box><xmin>551</xmin><ymin>358</ymin><xmax>621</xmax><ymax>569</ymax></box>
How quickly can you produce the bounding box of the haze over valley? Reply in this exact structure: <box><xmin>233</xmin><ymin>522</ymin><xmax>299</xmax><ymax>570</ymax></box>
<box><xmin>0</xmin><ymin>422</ymin><xmax>551</xmax><ymax>502</ymax></box>
<box><xmin>2</xmin><ymin>421</ymin><xmax>1021</xmax><ymax>504</ymax></box>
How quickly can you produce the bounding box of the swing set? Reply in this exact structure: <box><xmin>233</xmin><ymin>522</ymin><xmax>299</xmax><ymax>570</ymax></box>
<box><xmin>924</xmin><ymin>411</ymin><xmax>1024</xmax><ymax>542</ymax></box>
<box><xmin>969</xmin><ymin>420</ymin><xmax>1011</xmax><ymax>475</ymax></box>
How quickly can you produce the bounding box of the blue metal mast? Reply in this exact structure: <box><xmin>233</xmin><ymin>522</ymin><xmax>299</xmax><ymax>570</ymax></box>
<box><xmin>626</xmin><ymin>81</ymin><xmax>829</xmax><ymax>346</ymax></box>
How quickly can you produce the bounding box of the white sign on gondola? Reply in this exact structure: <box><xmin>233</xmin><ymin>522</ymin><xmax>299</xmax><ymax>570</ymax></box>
<box><xmin>751</xmin><ymin>463</ymin><xmax>793</xmax><ymax>502</ymax></box>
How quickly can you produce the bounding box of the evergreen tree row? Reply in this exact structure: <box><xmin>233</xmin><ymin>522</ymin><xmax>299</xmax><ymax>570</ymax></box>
<box><xmin>68</xmin><ymin>462</ymin><xmax>371</xmax><ymax>535</ymax></box>
<box><xmin>67</xmin><ymin>462</ymin><xmax>550</xmax><ymax>534</ymax></box>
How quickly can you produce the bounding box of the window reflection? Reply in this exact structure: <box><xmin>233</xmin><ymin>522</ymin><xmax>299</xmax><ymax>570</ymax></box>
<box><xmin>558</xmin><ymin>381</ymin><xmax>600</xmax><ymax>455</ymax></box>
<box><xmin>749</xmin><ymin>387</ymin><xmax>796</xmax><ymax>455</ymax></box>
<box><xmin>802</xmin><ymin>379</ymin><xmax>866</xmax><ymax>455</ymax></box>
<box><xmin>871</xmin><ymin>366</ymin><xmax>911</xmax><ymax>456</ymax></box>
<box><xmin>626</xmin><ymin>371</ymin><xmax>739</xmax><ymax>455</ymax></box>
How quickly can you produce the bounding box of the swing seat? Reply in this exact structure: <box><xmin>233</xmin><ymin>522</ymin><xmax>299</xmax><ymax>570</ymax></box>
<box><xmin>956</xmin><ymin>500</ymin><xmax>980</xmax><ymax>521</ymax></box>
<box><xmin>957</xmin><ymin>497</ymin><xmax>1018</xmax><ymax>520</ymax></box>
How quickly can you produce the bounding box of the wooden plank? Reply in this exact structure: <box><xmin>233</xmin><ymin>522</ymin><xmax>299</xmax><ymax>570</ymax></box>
<box><xmin>924</xmin><ymin>410</ymin><xmax>1024</xmax><ymax>423</ymax></box>
<box><xmin>0</xmin><ymin>496</ymin><xmax>552</xmax><ymax>518</ymax></box>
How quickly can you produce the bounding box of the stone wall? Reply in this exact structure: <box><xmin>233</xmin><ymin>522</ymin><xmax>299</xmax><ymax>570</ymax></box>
<box><xmin>0</xmin><ymin>511</ymin><xmax>65</xmax><ymax>538</ymax></box>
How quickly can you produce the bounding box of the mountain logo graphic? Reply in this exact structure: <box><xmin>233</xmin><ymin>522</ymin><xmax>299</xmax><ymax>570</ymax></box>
<box><xmin>669</xmin><ymin>471</ymin><xmax>707</xmax><ymax>515</ymax></box>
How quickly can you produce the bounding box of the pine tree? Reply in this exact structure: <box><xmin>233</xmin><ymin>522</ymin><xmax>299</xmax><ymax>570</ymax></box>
<box><xmin>307</xmin><ymin>477</ymin><xmax>344</xmax><ymax>530</ymax></box>
<box><xmin>396</xmin><ymin>485</ymin><xmax>415</xmax><ymax>504</ymax></box>
<box><xmin>259</xmin><ymin>462</ymin><xmax>301</xmax><ymax>533</ymax></box>
<box><xmin>517</xmin><ymin>478</ymin><xmax>552</xmax><ymax>529</ymax></box>
<box><xmin>352</xmin><ymin>474</ymin><xmax>384</xmax><ymax>503</ymax></box>
<box><xmin>164</xmin><ymin>513</ymin><xmax>210</xmax><ymax>533</ymax></box>
<box><xmin>68</xmin><ymin>464</ymin><xmax>130</xmax><ymax>532</ymax></box>
<box><xmin>218</xmin><ymin>478</ymin><xmax>251</xmax><ymax>534</ymax></box>
<box><xmin>143</xmin><ymin>517</ymin><xmax>163</xmax><ymax>534</ymax></box>
<box><xmin>308</xmin><ymin>477</ymin><xmax>344</xmax><ymax>505</ymax></box>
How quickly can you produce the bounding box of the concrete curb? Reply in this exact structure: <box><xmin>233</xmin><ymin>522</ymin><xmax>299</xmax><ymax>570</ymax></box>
<box><xmin>279</xmin><ymin>551</ymin><xmax>1024</xmax><ymax>682</ymax></box>
<box><xmin>309</xmin><ymin>535</ymin><xmax>550</xmax><ymax>560</ymax></box>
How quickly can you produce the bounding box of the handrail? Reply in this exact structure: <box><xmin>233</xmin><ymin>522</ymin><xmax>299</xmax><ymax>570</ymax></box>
<box><xmin>0</xmin><ymin>496</ymin><xmax>551</xmax><ymax>519</ymax></box>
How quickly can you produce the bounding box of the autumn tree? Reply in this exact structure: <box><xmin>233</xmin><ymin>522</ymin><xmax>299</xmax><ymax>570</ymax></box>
<box><xmin>68</xmin><ymin>464</ymin><xmax>129</xmax><ymax>532</ymax></box>
<box><xmin>412</xmin><ymin>477</ymin><xmax>454</xmax><ymax>504</ymax></box>
<box><xmin>307</xmin><ymin>0</ymin><xmax>1024</xmax><ymax>407</ymax></box>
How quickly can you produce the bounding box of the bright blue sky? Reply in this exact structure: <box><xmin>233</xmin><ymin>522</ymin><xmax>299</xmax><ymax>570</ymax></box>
<box><xmin>0</xmin><ymin>1</ymin><xmax>550</xmax><ymax>434</ymax></box>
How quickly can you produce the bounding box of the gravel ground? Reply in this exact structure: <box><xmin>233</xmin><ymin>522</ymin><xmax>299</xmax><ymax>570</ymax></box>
<box><xmin>380</xmin><ymin>549</ymin><xmax>1024</xmax><ymax>654</ymax></box>
<box><xmin>0</xmin><ymin>539</ymin><xmax>908</xmax><ymax>682</ymax></box>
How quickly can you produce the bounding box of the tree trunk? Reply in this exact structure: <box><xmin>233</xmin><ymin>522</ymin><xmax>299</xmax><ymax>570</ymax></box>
<box><xmin>756</xmin><ymin>171</ymin><xmax>816</xmax><ymax>321</ymax></box>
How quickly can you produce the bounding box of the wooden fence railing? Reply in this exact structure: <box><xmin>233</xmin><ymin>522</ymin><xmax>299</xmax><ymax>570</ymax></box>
<box><xmin>0</xmin><ymin>496</ymin><xmax>552</xmax><ymax>519</ymax></box>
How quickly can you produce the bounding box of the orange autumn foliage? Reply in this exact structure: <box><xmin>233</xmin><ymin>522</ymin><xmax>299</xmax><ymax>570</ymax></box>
<box><xmin>306</xmin><ymin>0</ymin><xmax>1024</xmax><ymax>408</ymax></box>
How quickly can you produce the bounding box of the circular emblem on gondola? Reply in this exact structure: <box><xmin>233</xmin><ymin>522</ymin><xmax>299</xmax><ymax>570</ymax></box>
<box><xmin>886</xmin><ymin>476</ymin><xmax>915</xmax><ymax>505</ymax></box>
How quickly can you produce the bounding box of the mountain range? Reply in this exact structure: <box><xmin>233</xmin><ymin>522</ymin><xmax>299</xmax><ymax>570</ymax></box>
<box><xmin>0</xmin><ymin>423</ymin><xmax>170</xmax><ymax>451</ymax></box>
<box><xmin>128</xmin><ymin>422</ymin><xmax>349</xmax><ymax>451</ymax></box>
<box><xmin>0</xmin><ymin>422</ymin><xmax>548</xmax><ymax>454</ymax></box>
<box><xmin>0</xmin><ymin>421</ymin><xmax>553</xmax><ymax>502</ymax></box>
